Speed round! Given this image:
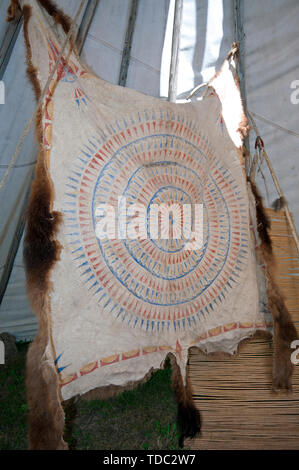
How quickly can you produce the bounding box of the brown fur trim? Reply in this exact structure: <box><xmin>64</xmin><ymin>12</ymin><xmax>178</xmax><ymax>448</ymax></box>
<box><xmin>209</xmin><ymin>42</ymin><xmax>250</xmax><ymax>146</ymax></box>
<box><xmin>6</xmin><ymin>0</ymin><xmax>20</xmax><ymax>22</ymax></box>
<box><xmin>248</xmin><ymin>178</ymin><xmax>298</xmax><ymax>390</ymax></box>
<box><xmin>272</xmin><ymin>196</ymin><xmax>287</xmax><ymax>212</ymax></box>
<box><xmin>26</xmin><ymin>333</ymin><xmax>67</xmax><ymax>449</ymax></box>
<box><xmin>19</xmin><ymin>5</ymin><xmax>66</xmax><ymax>450</ymax></box>
<box><xmin>267</xmin><ymin>277</ymin><xmax>298</xmax><ymax>390</ymax></box>
<box><xmin>7</xmin><ymin>0</ymin><xmax>72</xmax><ymax>33</ymax></box>
<box><xmin>237</xmin><ymin>116</ymin><xmax>251</xmax><ymax>142</ymax></box>
<box><xmin>169</xmin><ymin>355</ymin><xmax>201</xmax><ymax>448</ymax></box>
<box><xmin>226</xmin><ymin>41</ymin><xmax>239</xmax><ymax>61</ymax></box>
<box><xmin>230</xmin><ymin>45</ymin><xmax>251</xmax><ymax>142</ymax></box>
<box><xmin>7</xmin><ymin>0</ymin><xmax>72</xmax><ymax>34</ymax></box>
<box><xmin>37</xmin><ymin>0</ymin><xmax>71</xmax><ymax>34</ymax></box>
<box><xmin>22</xmin><ymin>4</ymin><xmax>62</xmax><ymax>286</ymax></box>
<box><xmin>249</xmin><ymin>179</ymin><xmax>272</xmax><ymax>253</ymax></box>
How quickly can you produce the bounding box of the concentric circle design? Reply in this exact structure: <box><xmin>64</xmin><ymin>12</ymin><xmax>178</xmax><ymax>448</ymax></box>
<box><xmin>63</xmin><ymin>109</ymin><xmax>249</xmax><ymax>333</ymax></box>
<box><xmin>145</xmin><ymin>184</ymin><xmax>192</xmax><ymax>253</ymax></box>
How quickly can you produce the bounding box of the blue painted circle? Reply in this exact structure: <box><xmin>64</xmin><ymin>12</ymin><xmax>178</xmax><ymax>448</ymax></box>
<box><xmin>91</xmin><ymin>136</ymin><xmax>231</xmax><ymax>305</ymax></box>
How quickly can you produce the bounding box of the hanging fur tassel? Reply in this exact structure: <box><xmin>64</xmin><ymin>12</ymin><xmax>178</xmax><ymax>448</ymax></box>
<box><xmin>249</xmin><ymin>179</ymin><xmax>298</xmax><ymax>390</ymax></box>
<box><xmin>6</xmin><ymin>0</ymin><xmax>20</xmax><ymax>21</ymax></box>
<box><xmin>7</xmin><ymin>1</ymin><xmax>68</xmax><ymax>449</ymax></box>
<box><xmin>271</xmin><ymin>196</ymin><xmax>287</xmax><ymax>212</ymax></box>
<box><xmin>26</xmin><ymin>334</ymin><xmax>67</xmax><ymax>450</ymax></box>
<box><xmin>170</xmin><ymin>356</ymin><xmax>201</xmax><ymax>447</ymax></box>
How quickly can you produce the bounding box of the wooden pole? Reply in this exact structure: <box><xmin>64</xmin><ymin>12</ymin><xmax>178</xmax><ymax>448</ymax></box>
<box><xmin>0</xmin><ymin>0</ymin><xmax>95</xmax><ymax>306</ymax></box>
<box><xmin>168</xmin><ymin>0</ymin><xmax>183</xmax><ymax>102</ymax></box>
<box><xmin>0</xmin><ymin>10</ymin><xmax>22</xmax><ymax>80</ymax></box>
<box><xmin>248</xmin><ymin>111</ymin><xmax>299</xmax><ymax>255</ymax></box>
<box><xmin>0</xmin><ymin>169</ymin><xmax>34</xmax><ymax>306</ymax></box>
<box><xmin>261</xmin><ymin>149</ymin><xmax>299</xmax><ymax>255</ymax></box>
<box><xmin>233</xmin><ymin>0</ymin><xmax>250</xmax><ymax>172</ymax></box>
<box><xmin>118</xmin><ymin>0</ymin><xmax>139</xmax><ymax>87</ymax></box>
<box><xmin>76</xmin><ymin>0</ymin><xmax>99</xmax><ymax>55</ymax></box>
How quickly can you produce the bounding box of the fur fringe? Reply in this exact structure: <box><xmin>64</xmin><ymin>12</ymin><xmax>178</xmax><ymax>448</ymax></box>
<box><xmin>249</xmin><ymin>179</ymin><xmax>298</xmax><ymax>390</ymax></box>
<box><xmin>11</xmin><ymin>3</ymin><xmax>67</xmax><ymax>450</ymax></box>
<box><xmin>170</xmin><ymin>356</ymin><xmax>201</xmax><ymax>448</ymax></box>
<box><xmin>212</xmin><ymin>43</ymin><xmax>251</xmax><ymax>142</ymax></box>
<box><xmin>250</xmin><ymin>179</ymin><xmax>272</xmax><ymax>251</ymax></box>
<box><xmin>272</xmin><ymin>196</ymin><xmax>287</xmax><ymax>212</ymax></box>
<box><xmin>6</xmin><ymin>0</ymin><xmax>20</xmax><ymax>22</ymax></box>
<box><xmin>26</xmin><ymin>332</ymin><xmax>67</xmax><ymax>449</ymax></box>
<box><xmin>7</xmin><ymin>0</ymin><xmax>72</xmax><ymax>32</ymax></box>
<box><xmin>37</xmin><ymin>0</ymin><xmax>71</xmax><ymax>34</ymax></box>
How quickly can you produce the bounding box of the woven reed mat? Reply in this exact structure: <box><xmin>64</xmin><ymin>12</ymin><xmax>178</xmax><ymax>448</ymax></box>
<box><xmin>188</xmin><ymin>207</ymin><xmax>299</xmax><ymax>449</ymax></box>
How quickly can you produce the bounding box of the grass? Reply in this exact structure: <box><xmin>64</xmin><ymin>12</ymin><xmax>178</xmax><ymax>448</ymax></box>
<box><xmin>0</xmin><ymin>342</ymin><xmax>28</xmax><ymax>449</ymax></box>
<box><xmin>0</xmin><ymin>342</ymin><xmax>181</xmax><ymax>450</ymax></box>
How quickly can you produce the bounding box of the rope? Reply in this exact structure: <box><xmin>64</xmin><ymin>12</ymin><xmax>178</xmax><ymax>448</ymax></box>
<box><xmin>0</xmin><ymin>0</ymin><xmax>86</xmax><ymax>193</ymax></box>
<box><xmin>248</xmin><ymin>110</ymin><xmax>299</xmax><ymax>255</ymax></box>
<box><xmin>249</xmin><ymin>110</ymin><xmax>299</xmax><ymax>139</ymax></box>
<box><xmin>187</xmin><ymin>82</ymin><xmax>208</xmax><ymax>100</ymax></box>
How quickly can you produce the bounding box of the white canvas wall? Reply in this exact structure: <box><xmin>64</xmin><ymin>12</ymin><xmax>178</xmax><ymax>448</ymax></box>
<box><xmin>244</xmin><ymin>0</ymin><xmax>299</xmax><ymax>225</ymax></box>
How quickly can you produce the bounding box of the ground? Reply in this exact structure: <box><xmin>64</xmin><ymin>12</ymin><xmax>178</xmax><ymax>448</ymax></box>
<box><xmin>0</xmin><ymin>342</ymin><xmax>182</xmax><ymax>450</ymax></box>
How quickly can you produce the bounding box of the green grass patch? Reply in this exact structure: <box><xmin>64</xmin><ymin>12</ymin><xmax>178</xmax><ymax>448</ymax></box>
<box><xmin>0</xmin><ymin>342</ymin><xmax>180</xmax><ymax>450</ymax></box>
<box><xmin>0</xmin><ymin>341</ymin><xmax>28</xmax><ymax>449</ymax></box>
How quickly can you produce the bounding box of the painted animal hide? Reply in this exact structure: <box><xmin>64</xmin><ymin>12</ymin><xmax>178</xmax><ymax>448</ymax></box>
<box><xmin>20</xmin><ymin>0</ymin><xmax>274</xmax><ymax>393</ymax></box>
<box><xmin>8</xmin><ymin>0</ymin><xmax>297</xmax><ymax>450</ymax></box>
<box><xmin>18</xmin><ymin>0</ymin><xmax>273</xmax><ymax>399</ymax></box>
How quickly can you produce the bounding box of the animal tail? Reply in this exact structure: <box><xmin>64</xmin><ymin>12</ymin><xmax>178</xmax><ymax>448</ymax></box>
<box><xmin>171</xmin><ymin>357</ymin><xmax>201</xmax><ymax>447</ymax></box>
<box><xmin>249</xmin><ymin>178</ymin><xmax>298</xmax><ymax>390</ymax></box>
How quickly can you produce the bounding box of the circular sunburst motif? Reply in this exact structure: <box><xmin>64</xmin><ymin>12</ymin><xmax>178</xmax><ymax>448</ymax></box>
<box><xmin>63</xmin><ymin>109</ymin><xmax>248</xmax><ymax>333</ymax></box>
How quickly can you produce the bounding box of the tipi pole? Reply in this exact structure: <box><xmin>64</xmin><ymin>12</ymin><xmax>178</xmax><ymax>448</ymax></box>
<box><xmin>233</xmin><ymin>0</ymin><xmax>250</xmax><ymax>172</ymax></box>
<box><xmin>248</xmin><ymin>111</ymin><xmax>299</xmax><ymax>255</ymax></box>
<box><xmin>0</xmin><ymin>0</ymin><xmax>96</xmax><ymax>305</ymax></box>
<box><xmin>168</xmin><ymin>0</ymin><xmax>183</xmax><ymax>102</ymax></box>
<box><xmin>76</xmin><ymin>0</ymin><xmax>99</xmax><ymax>55</ymax></box>
<box><xmin>0</xmin><ymin>7</ymin><xmax>22</xmax><ymax>80</ymax></box>
<box><xmin>118</xmin><ymin>0</ymin><xmax>139</xmax><ymax>87</ymax></box>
